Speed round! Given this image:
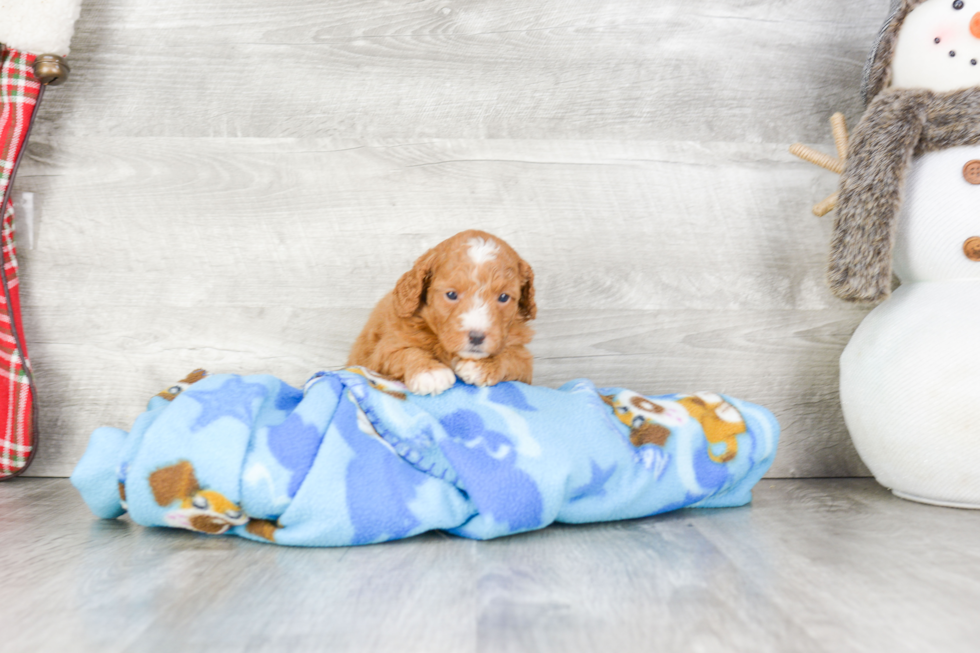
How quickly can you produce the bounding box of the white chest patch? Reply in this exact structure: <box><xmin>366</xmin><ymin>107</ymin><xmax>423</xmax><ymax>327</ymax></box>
<box><xmin>891</xmin><ymin>0</ymin><xmax>980</xmax><ymax>93</ymax></box>
<box><xmin>467</xmin><ymin>237</ymin><xmax>499</xmax><ymax>265</ymax></box>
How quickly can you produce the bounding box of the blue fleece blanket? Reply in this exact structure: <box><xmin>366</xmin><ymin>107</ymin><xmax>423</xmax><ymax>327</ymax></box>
<box><xmin>71</xmin><ymin>368</ymin><xmax>779</xmax><ymax>546</ymax></box>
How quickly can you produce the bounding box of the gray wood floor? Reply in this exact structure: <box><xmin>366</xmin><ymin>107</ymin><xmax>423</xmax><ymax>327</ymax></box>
<box><xmin>2</xmin><ymin>478</ymin><xmax>978</xmax><ymax>653</ymax></box>
<box><xmin>11</xmin><ymin>0</ymin><xmax>893</xmax><ymax>479</ymax></box>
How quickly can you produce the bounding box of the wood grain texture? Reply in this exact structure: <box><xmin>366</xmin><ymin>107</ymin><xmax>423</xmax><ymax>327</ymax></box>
<box><xmin>3</xmin><ymin>478</ymin><xmax>980</xmax><ymax>652</ymax></box>
<box><xmin>18</xmin><ymin>138</ymin><xmax>846</xmax><ymax>310</ymax></box>
<box><xmin>33</xmin><ymin>0</ymin><xmax>884</xmax><ymax>143</ymax></box>
<box><xmin>10</xmin><ymin>0</ymin><xmax>894</xmax><ymax>477</ymax></box>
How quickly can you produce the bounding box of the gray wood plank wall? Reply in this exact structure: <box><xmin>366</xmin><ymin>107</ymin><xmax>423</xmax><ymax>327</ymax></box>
<box><xmin>13</xmin><ymin>0</ymin><xmax>888</xmax><ymax>478</ymax></box>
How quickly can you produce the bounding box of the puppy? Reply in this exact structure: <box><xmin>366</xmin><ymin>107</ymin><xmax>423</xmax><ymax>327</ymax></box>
<box><xmin>348</xmin><ymin>230</ymin><xmax>536</xmax><ymax>395</ymax></box>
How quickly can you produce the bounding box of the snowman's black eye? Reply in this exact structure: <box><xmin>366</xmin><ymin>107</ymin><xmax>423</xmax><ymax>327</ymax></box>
<box><xmin>954</xmin><ymin>0</ymin><xmax>964</xmax><ymax>9</ymax></box>
<box><xmin>951</xmin><ymin>50</ymin><xmax>958</xmax><ymax>57</ymax></box>
<box><xmin>936</xmin><ymin>37</ymin><xmax>942</xmax><ymax>43</ymax></box>
<box><xmin>973</xmin><ymin>59</ymin><xmax>978</xmax><ymax>65</ymax></box>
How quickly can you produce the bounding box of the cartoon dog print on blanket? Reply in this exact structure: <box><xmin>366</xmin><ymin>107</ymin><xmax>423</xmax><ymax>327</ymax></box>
<box><xmin>156</xmin><ymin>369</ymin><xmax>210</xmax><ymax>401</ymax></box>
<box><xmin>601</xmin><ymin>390</ymin><xmax>688</xmax><ymax>447</ymax></box>
<box><xmin>117</xmin><ymin>370</ymin><xmax>215</xmax><ymax>507</ymax></box>
<box><xmin>149</xmin><ymin>460</ymin><xmax>249</xmax><ymax>535</ymax></box>
<box><xmin>72</xmin><ymin>368</ymin><xmax>780</xmax><ymax>546</ymax></box>
<box><xmin>244</xmin><ymin>518</ymin><xmax>280</xmax><ymax>542</ymax></box>
<box><xmin>602</xmin><ymin>390</ymin><xmax>745</xmax><ymax>464</ymax></box>
<box><xmin>676</xmin><ymin>393</ymin><xmax>744</xmax><ymax>464</ymax></box>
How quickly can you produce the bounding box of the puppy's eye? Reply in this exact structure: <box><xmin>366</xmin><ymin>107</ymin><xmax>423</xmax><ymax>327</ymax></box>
<box><xmin>445</xmin><ymin>291</ymin><xmax>458</xmax><ymax>301</ymax></box>
<box><xmin>192</xmin><ymin>495</ymin><xmax>209</xmax><ymax>510</ymax></box>
<box><xmin>954</xmin><ymin>0</ymin><xmax>964</xmax><ymax>9</ymax></box>
<box><xmin>498</xmin><ymin>293</ymin><xmax>510</xmax><ymax>303</ymax></box>
<box><xmin>225</xmin><ymin>509</ymin><xmax>243</xmax><ymax>520</ymax></box>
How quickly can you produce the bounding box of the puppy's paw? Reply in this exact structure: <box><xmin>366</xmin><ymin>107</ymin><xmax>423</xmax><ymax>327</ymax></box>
<box><xmin>406</xmin><ymin>366</ymin><xmax>457</xmax><ymax>395</ymax></box>
<box><xmin>454</xmin><ymin>359</ymin><xmax>502</xmax><ymax>387</ymax></box>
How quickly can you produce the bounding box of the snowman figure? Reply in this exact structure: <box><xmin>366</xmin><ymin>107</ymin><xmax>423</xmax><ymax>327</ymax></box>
<box><xmin>808</xmin><ymin>0</ymin><xmax>980</xmax><ymax>507</ymax></box>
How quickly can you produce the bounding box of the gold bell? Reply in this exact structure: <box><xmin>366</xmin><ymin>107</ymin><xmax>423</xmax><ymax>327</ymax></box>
<box><xmin>32</xmin><ymin>54</ymin><xmax>70</xmax><ymax>86</ymax></box>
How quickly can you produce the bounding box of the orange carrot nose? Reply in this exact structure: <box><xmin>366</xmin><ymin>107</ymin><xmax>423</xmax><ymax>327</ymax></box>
<box><xmin>971</xmin><ymin>12</ymin><xmax>980</xmax><ymax>39</ymax></box>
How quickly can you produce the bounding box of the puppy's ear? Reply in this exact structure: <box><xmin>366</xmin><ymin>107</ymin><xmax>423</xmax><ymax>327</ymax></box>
<box><xmin>394</xmin><ymin>250</ymin><xmax>436</xmax><ymax>318</ymax></box>
<box><xmin>518</xmin><ymin>260</ymin><xmax>537</xmax><ymax>321</ymax></box>
<box><xmin>149</xmin><ymin>460</ymin><xmax>201</xmax><ymax>507</ymax></box>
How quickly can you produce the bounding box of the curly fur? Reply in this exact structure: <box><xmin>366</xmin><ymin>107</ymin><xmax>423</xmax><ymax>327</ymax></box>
<box><xmin>347</xmin><ymin>230</ymin><xmax>536</xmax><ymax>395</ymax></box>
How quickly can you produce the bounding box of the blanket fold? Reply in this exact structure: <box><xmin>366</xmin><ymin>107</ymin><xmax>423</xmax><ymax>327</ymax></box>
<box><xmin>72</xmin><ymin>368</ymin><xmax>779</xmax><ymax>546</ymax></box>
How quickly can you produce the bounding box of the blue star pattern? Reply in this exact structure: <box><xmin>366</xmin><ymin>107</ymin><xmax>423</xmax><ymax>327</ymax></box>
<box><xmin>267</xmin><ymin>413</ymin><xmax>323</xmax><ymax>498</ymax></box>
<box><xmin>569</xmin><ymin>460</ymin><xmax>617</xmax><ymax>502</ymax></box>
<box><xmin>459</xmin><ymin>382</ymin><xmax>537</xmax><ymax>411</ymax></box>
<box><xmin>274</xmin><ymin>385</ymin><xmax>304</xmax><ymax>412</ymax></box>
<box><xmin>72</xmin><ymin>369</ymin><xmax>779</xmax><ymax>546</ymax></box>
<box><xmin>488</xmin><ymin>383</ymin><xmax>537</xmax><ymax>411</ymax></box>
<box><xmin>438</xmin><ymin>409</ymin><xmax>543</xmax><ymax>532</ymax></box>
<box><xmin>336</xmin><ymin>395</ymin><xmax>425</xmax><ymax>545</ymax></box>
<box><xmin>189</xmin><ymin>376</ymin><xmax>269</xmax><ymax>430</ymax></box>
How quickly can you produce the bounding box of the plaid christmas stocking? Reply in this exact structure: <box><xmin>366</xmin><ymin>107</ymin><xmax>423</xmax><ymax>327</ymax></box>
<box><xmin>0</xmin><ymin>46</ymin><xmax>40</xmax><ymax>478</ymax></box>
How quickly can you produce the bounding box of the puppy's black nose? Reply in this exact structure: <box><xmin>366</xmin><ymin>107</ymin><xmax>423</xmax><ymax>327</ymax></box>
<box><xmin>468</xmin><ymin>331</ymin><xmax>486</xmax><ymax>346</ymax></box>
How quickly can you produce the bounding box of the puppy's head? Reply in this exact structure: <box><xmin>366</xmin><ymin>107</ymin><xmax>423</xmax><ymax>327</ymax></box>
<box><xmin>394</xmin><ymin>230</ymin><xmax>536</xmax><ymax>359</ymax></box>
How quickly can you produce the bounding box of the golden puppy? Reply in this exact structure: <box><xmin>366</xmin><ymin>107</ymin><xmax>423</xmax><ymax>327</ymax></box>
<box><xmin>348</xmin><ymin>230</ymin><xmax>536</xmax><ymax>395</ymax></box>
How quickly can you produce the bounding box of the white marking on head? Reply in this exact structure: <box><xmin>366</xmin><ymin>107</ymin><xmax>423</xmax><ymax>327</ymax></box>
<box><xmin>459</xmin><ymin>300</ymin><xmax>491</xmax><ymax>334</ymax></box>
<box><xmin>467</xmin><ymin>237</ymin><xmax>499</xmax><ymax>265</ymax></box>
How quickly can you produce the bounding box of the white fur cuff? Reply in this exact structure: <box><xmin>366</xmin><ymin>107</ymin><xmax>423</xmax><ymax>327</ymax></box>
<box><xmin>0</xmin><ymin>0</ymin><xmax>84</xmax><ymax>56</ymax></box>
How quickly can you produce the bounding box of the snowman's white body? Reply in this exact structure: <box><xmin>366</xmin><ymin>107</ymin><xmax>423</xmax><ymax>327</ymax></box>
<box><xmin>841</xmin><ymin>146</ymin><xmax>980</xmax><ymax>507</ymax></box>
<box><xmin>836</xmin><ymin>0</ymin><xmax>980</xmax><ymax>507</ymax></box>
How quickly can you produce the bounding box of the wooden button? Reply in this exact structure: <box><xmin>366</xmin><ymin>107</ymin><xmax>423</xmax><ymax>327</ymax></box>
<box><xmin>964</xmin><ymin>160</ymin><xmax>980</xmax><ymax>184</ymax></box>
<box><xmin>964</xmin><ymin>237</ymin><xmax>980</xmax><ymax>261</ymax></box>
